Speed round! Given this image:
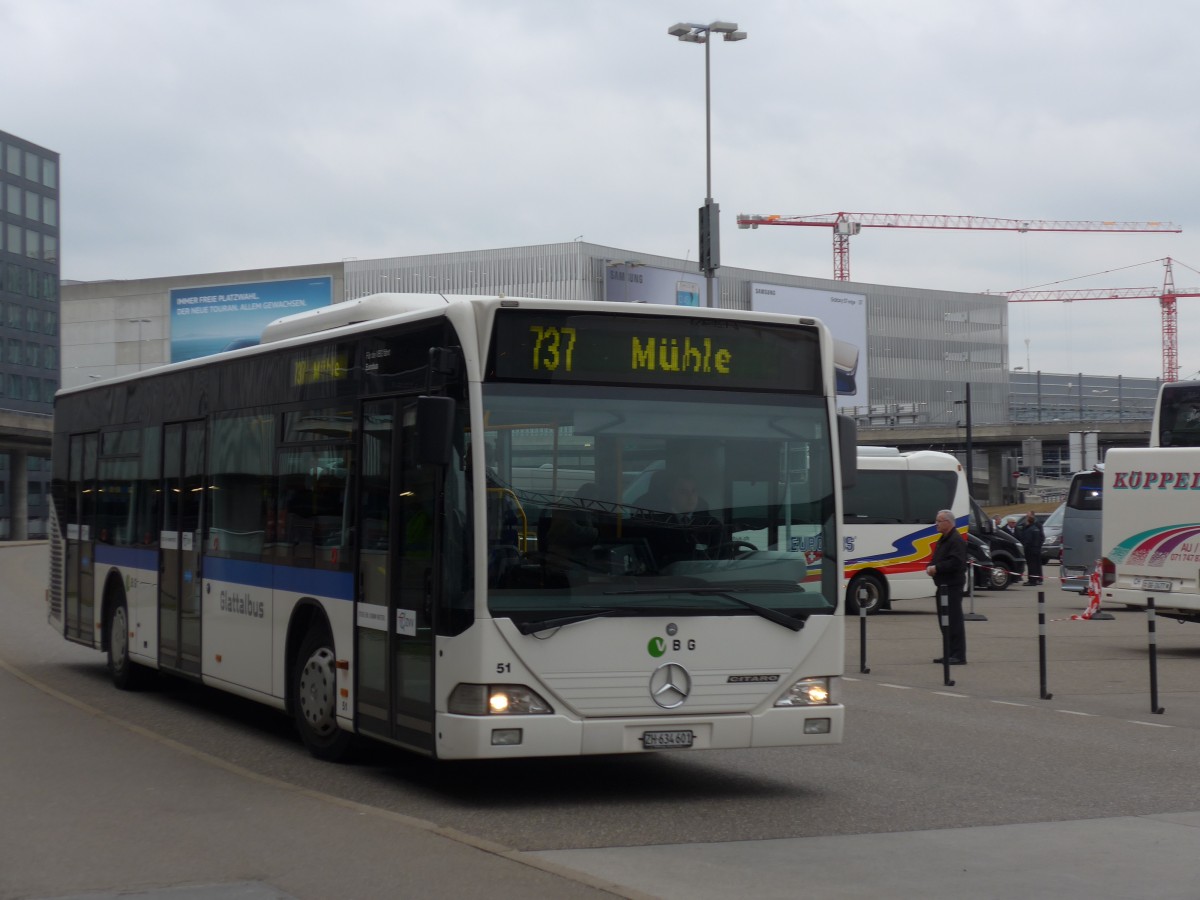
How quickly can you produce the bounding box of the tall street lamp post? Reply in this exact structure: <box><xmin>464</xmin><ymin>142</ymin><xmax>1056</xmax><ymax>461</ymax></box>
<box><xmin>954</xmin><ymin>383</ymin><xmax>987</xmax><ymax>622</ymax></box>
<box><xmin>954</xmin><ymin>383</ymin><xmax>974</xmax><ymax>498</ymax></box>
<box><xmin>668</xmin><ymin>20</ymin><xmax>747</xmax><ymax>308</ymax></box>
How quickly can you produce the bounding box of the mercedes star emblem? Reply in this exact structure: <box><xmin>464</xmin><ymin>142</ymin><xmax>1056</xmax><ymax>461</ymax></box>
<box><xmin>649</xmin><ymin>662</ymin><xmax>692</xmax><ymax>709</ymax></box>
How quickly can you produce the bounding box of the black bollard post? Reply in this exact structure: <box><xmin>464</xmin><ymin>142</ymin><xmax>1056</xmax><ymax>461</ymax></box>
<box><xmin>1037</xmin><ymin>592</ymin><xmax>1052</xmax><ymax>700</ymax></box>
<box><xmin>858</xmin><ymin>602</ymin><xmax>870</xmax><ymax>674</ymax></box>
<box><xmin>1147</xmin><ymin>597</ymin><xmax>1164</xmax><ymax>715</ymax></box>
<box><xmin>939</xmin><ymin>588</ymin><xmax>955</xmax><ymax>687</ymax></box>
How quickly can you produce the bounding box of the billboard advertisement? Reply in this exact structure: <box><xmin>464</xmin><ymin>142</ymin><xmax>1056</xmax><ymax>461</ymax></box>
<box><xmin>750</xmin><ymin>283</ymin><xmax>868</xmax><ymax>402</ymax></box>
<box><xmin>170</xmin><ymin>276</ymin><xmax>333</xmax><ymax>363</ymax></box>
<box><xmin>603</xmin><ymin>262</ymin><xmax>708</xmax><ymax>307</ymax></box>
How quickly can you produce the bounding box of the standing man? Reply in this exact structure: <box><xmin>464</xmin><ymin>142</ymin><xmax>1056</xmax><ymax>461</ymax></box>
<box><xmin>926</xmin><ymin>509</ymin><xmax>967</xmax><ymax>665</ymax></box>
<box><xmin>1017</xmin><ymin>511</ymin><xmax>1045</xmax><ymax>586</ymax></box>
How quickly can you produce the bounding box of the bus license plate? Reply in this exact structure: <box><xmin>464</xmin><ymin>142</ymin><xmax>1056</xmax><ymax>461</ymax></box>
<box><xmin>642</xmin><ymin>729</ymin><xmax>694</xmax><ymax>749</ymax></box>
<box><xmin>1141</xmin><ymin>579</ymin><xmax>1172</xmax><ymax>592</ymax></box>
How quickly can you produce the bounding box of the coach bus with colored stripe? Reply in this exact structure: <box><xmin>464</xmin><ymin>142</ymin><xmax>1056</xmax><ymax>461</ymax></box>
<box><xmin>47</xmin><ymin>293</ymin><xmax>856</xmax><ymax>760</ymax></box>
<box><xmin>842</xmin><ymin>448</ymin><xmax>969</xmax><ymax>614</ymax></box>
<box><xmin>1098</xmin><ymin>381</ymin><xmax>1200</xmax><ymax>622</ymax></box>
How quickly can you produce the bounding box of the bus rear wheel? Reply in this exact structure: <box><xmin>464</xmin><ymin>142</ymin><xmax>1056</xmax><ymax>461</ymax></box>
<box><xmin>847</xmin><ymin>573</ymin><xmax>885</xmax><ymax>615</ymax></box>
<box><xmin>292</xmin><ymin>626</ymin><xmax>353</xmax><ymax>761</ymax></box>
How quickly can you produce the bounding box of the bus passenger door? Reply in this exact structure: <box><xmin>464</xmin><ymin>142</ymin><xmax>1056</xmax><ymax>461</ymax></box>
<box><xmin>65</xmin><ymin>433</ymin><xmax>98</xmax><ymax>644</ymax></box>
<box><xmin>159</xmin><ymin>420</ymin><xmax>206</xmax><ymax>676</ymax></box>
<box><xmin>355</xmin><ymin>398</ymin><xmax>437</xmax><ymax>752</ymax></box>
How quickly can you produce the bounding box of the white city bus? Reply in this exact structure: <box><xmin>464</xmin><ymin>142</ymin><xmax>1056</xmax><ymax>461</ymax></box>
<box><xmin>48</xmin><ymin>294</ymin><xmax>855</xmax><ymax>760</ymax></box>
<box><xmin>1099</xmin><ymin>381</ymin><xmax>1200</xmax><ymax>622</ymax></box>
<box><xmin>842</xmin><ymin>448</ymin><xmax>969</xmax><ymax>614</ymax></box>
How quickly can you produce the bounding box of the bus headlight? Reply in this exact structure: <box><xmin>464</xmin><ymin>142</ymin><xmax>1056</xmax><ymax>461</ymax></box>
<box><xmin>448</xmin><ymin>683</ymin><xmax>555</xmax><ymax>715</ymax></box>
<box><xmin>774</xmin><ymin>677</ymin><xmax>832</xmax><ymax>707</ymax></box>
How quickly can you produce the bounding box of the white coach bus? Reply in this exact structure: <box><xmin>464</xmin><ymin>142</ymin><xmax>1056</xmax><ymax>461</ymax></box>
<box><xmin>48</xmin><ymin>294</ymin><xmax>856</xmax><ymax>760</ymax></box>
<box><xmin>1099</xmin><ymin>381</ymin><xmax>1200</xmax><ymax>622</ymax></box>
<box><xmin>842</xmin><ymin>448</ymin><xmax>969</xmax><ymax>614</ymax></box>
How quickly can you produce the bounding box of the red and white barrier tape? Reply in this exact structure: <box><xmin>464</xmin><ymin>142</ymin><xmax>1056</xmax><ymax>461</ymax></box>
<box><xmin>1044</xmin><ymin>561</ymin><xmax>1104</xmax><ymax>622</ymax></box>
<box><xmin>1068</xmin><ymin>563</ymin><xmax>1104</xmax><ymax>620</ymax></box>
<box><xmin>965</xmin><ymin>560</ymin><xmax>1103</xmax><ymax>622</ymax></box>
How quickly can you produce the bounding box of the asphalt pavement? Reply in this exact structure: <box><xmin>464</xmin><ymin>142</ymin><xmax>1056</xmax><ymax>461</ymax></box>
<box><xmin>5</xmin><ymin>543</ymin><xmax>1200</xmax><ymax>900</ymax></box>
<box><xmin>529</xmin><ymin>570</ymin><xmax>1200</xmax><ymax>899</ymax></box>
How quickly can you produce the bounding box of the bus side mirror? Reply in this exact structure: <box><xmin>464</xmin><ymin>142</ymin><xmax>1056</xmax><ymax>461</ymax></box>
<box><xmin>838</xmin><ymin>414</ymin><xmax>857</xmax><ymax>489</ymax></box>
<box><xmin>416</xmin><ymin>395</ymin><xmax>456</xmax><ymax>466</ymax></box>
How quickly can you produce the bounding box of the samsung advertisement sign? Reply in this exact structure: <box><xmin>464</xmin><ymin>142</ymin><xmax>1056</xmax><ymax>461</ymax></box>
<box><xmin>750</xmin><ymin>283</ymin><xmax>868</xmax><ymax>402</ymax></box>
<box><xmin>603</xmin><ymin>262</ymin><xmax>708</xmax><ymax>307</ymax></box>
<box><xmin>170</xmin><ymin>276</ymin><xmax>333</xmax><ymax>363</ymax></box>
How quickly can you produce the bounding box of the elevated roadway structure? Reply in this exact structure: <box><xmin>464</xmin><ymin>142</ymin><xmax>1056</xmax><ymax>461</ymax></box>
<box><xmin>0</xmin><ymin>409</ymin><xmax>52</xmax><ymax>540</ymax></box>
<box><xmin>858</xmin><ymin>418</ymin><xmax>1151</xmax><ymax>504</ymax></box>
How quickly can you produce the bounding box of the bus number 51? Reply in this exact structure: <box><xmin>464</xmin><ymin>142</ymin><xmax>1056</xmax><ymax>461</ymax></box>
<box><xmin>530</xmin><ymin>326</ymin><xmax>576</xmax><ymax>372</ymax></box>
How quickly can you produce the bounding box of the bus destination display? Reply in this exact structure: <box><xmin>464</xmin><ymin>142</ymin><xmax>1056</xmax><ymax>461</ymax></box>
<box><xmin>490</xmin><ymin>310</ymin><xmax>820</xmax><ymax>392</ymax></box>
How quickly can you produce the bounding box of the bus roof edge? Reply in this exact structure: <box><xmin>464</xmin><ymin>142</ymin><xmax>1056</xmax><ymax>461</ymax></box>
<box><xmin>260</xmin><ymin>292</ymin><xmax>450</xmax><ymax>343</ymax></box>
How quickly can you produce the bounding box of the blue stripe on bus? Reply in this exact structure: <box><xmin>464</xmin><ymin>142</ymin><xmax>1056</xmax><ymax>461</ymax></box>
<box><xmin>202</xmin><ymin>556</ymin><xmax>274</xmax><ymax>589</ymax></box>
<box><xmin>202</xmin><ymin>555</ymin><xmax>354</xmax><ymax>601</ymax></box>
<box><xmin>88</xmin><ymin>548</ymin><xmax>354</xmax><ymax>602</ymax></box>
<box><xmin>94</xmin><ymin>544</ymin><xmax>158</xmax><ymax>570</ymax></box>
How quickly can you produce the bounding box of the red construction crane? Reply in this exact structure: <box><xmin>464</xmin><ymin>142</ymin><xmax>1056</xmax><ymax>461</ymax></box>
<box><xmin>1006</xmin><ymin>257</ymin><xmax>1200</xmax><ymax>382</ymax></box>
<box><xmin>736</xmin><ymin>212</ymin><xmax>1181</xmax><ymax>282</ymax></box>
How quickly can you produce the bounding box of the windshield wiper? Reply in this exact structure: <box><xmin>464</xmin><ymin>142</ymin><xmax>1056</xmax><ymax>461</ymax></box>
<box><xmin>515</xmin><ymin>608</ymin><xmax>619</xmax><ymax>635</ymax></box>
<box><xmin>603</xmin><ymin>584</ymin><xmax>806</xmax><ymax>632</ymax></box>
<box><xmin>686</xmin><ymin>589</ymin><xmax>805</xmax><ymax>632</ymax></box>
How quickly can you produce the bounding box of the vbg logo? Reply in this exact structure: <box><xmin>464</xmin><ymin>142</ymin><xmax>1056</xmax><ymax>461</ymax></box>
<box><xmin>647</xmin><ymin>636</ymin><xmax>666</xmax><ymax>658</ymax></box>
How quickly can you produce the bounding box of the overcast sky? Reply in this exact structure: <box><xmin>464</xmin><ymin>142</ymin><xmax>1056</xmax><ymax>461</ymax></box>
<box><xmin>5</xmin><ymin>0</ymin><xmax>1199</xmax><ymax>379</ymax></box>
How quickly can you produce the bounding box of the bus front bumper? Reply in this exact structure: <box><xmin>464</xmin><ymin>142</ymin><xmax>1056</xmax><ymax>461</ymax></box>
<box><xmin>434</xmin><ymin>705</ymin><xmax>845</xmax><ymax>760</ymax></box>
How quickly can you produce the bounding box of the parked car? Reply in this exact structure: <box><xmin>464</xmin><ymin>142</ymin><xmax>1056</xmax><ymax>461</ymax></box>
<box><xmin>1040</xmin><ymin>502</ymin><xmax>1065</xmax><ymax>564</ymax></box>
<box><xmin>969</xmin><ymin>500</ymin><xmax>1027</xmax><ymax>589</ymax></box>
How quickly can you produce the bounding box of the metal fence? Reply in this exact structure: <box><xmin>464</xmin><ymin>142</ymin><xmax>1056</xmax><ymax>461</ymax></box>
<box><xmin>1008</xmin><ymin>371</ymin><xmax>1159</xmax><ymax>424</ymax></box>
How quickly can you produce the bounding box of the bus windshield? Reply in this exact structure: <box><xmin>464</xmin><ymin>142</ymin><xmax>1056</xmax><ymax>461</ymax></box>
<box><xmin>477</xmin><ymin>383</ymin><xmax>837</xmax><ymax>632</ymax></box>
<box><xmin>1155</xmin><ymin>383</ymin><xmax>1200</xmax><ymax>447</ymax></box>
<box><xmin>1067</xmin><ymin>470</ymin><xmax>1104</xmax><ymax>510</ymax></box>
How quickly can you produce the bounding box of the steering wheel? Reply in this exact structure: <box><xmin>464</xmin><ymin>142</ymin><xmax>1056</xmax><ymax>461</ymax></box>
<box><xmin>711</xmin><ymin>540</ymin><xmax>757</xmax><ymax>560</ymax></box>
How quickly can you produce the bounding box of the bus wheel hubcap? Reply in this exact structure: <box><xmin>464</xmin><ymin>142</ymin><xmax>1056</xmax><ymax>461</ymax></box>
<box><xmin>299</xmin><ymin>647</ymin><xmax>336</xmax><ymax>735</ymax></box>
<box><xmin>112</xmin><ymin>607</ymin><xmax>128</xmax><ymax>665</ymax></box>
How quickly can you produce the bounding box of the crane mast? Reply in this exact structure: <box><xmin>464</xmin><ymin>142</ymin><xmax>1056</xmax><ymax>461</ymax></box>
<box><xmin>1006</xmin><ymin>258</ymin><xmax>1200</xmax><ymax>382</ymax></box>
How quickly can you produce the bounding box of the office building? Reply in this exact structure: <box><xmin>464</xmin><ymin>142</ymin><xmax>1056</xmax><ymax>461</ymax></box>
<box><xmin>0</xmin><ymin>130</ymin><xmax>59</xmax><ymax>538</ymax></box>
<box><xmin>61</xmin><ymin>242</ymin><xmax>1009</xmax><ymax>430</ymax></box>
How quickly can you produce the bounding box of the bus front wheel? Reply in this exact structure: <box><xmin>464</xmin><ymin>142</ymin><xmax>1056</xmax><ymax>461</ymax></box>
<box><xmin>847</xmin><ymin>573</ymin><xmax>886</xmax><ymax>615</ymax></box>
<box><xmin>106</xmin><ymin>598</ymin><xmax>148</xmax><ymax>690</ymax></box>
<box><xmin>292</xmin><ymin>625</ymin><xmax>353</xmax><ymax>761</ymax></box>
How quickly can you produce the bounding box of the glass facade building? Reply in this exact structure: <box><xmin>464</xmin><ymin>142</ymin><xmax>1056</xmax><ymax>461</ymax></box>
<box><xmin>1</xmin><ymin>129</ymin><xmax>58</xmax><ymax>538</ymax></box>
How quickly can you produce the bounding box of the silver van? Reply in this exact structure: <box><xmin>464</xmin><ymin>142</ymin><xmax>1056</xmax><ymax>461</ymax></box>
<box><xmin>1041</xmin><ymin>502</ymin><xmax>1065</xmax><ymax>564</ymax></box>
<box><xmin>1060</xmin><ymin>468</ymin><xmax>1103</xmax><ymax>593</ymax></box>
